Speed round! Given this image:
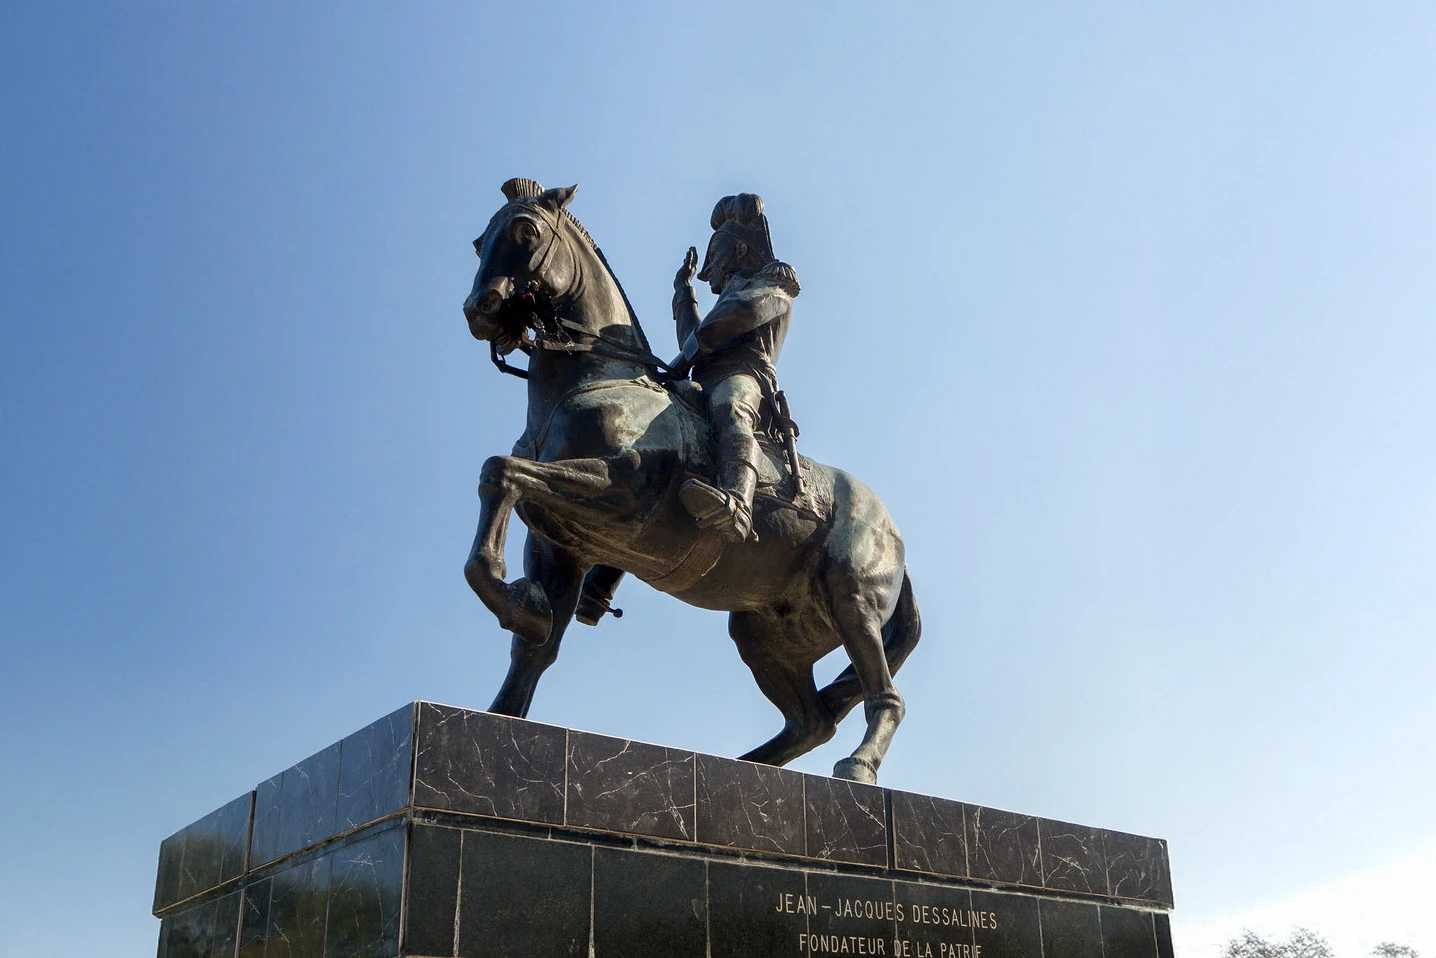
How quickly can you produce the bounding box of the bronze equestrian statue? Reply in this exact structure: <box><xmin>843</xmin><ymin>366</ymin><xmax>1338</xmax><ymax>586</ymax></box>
<box><xmin>460</xmin><ymin>178</ymin><xmax>919</xmax><ymax>784</ymax></box>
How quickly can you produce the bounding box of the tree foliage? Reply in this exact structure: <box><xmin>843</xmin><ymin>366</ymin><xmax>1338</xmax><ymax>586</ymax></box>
<box><xmin>1371</xmin><ymin>945</ymin><xmax>1419</xmax><ymax>958</ymax></box>
<box><xmin>1223</xmin><ymin>928</ymin><xmax>1334</xmax><ymax>958</ymax></box>
<box><xmin>1222</xmin><ymin>930</ymin><xmax>1420</xmax><ymax>958</ymax></box>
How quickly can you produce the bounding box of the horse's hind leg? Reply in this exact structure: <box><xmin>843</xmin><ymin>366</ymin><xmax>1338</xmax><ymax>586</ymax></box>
<box><xmin>819</xmin><ymin>570</ymin><xmax>920</xmax><ymax>723</ymax></box>
<box><xmin>731</xmin><ymin>612</ymin><xmax>838</xmax><ymax>767</ymax></box>
<box><xmin>489</xmin><ymin>535</ymin><xmax>585</xmax><ymax>718</ymax></box>
<box><xmin>825</xmin><ymin>561</ymin><xmax>907</xmax><ymax>785</ymax></box>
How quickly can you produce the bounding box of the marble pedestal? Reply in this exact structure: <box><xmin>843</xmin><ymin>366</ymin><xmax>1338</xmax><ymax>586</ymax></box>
<box><xmin>153</xmin><ymin>702</ymin><xmax>1174</xmax><ymax>957</ymax></box>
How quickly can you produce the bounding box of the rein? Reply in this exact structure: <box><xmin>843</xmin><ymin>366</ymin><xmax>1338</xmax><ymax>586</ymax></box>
<box><xmin>486</xmin><ymin>207</ymin><xmax>677</xmax><ymax>382</ymax></box>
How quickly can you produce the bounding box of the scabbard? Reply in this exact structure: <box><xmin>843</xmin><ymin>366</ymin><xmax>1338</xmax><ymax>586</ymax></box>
<box><xmin>774</xmin><ymin>390</ymin><xmax>805</xmax><ymax>496</ymax></box>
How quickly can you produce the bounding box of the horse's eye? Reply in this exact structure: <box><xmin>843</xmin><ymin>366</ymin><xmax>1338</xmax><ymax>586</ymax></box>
<box><xmin>513</xmin><ymin>220</ymin><xmax>538</xmax><ymax>243</ymax></box>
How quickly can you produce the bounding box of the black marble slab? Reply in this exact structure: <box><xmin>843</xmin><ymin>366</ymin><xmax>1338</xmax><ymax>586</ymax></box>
<box><xmin>403</xmin><ymin>824</ymin><xmax>462</xmax><ymax>957</ymax></box>
<box><xmin>696</xmin><ymin>753</ymin><xmax>805</xmax><ymax>855</ymax></box>
<box><xmin>157</xmin><ymin>792</ymin><xmax>253</xmax><ymax>912</ymax></box>
<box><xmin>274</xmin><ymin>742</ymin><xmax>342</xmax><ymax>864</ymax></box>
<box><xmin>972</xmin><ymin>888</ymin><xmax>1042</xmax><ymax>958</ymax></box>
<box><xmin>249</xmin><ymin>774</ymin><xmax>282</xmax><ymax>868</ymax></box>
<box><xmin>337</xmin><ymin>704</ymin><xmax>414</xmax><ymax>833</ymax></box>
<box><xmin>156</xmin><ymin>703</ymin><xmax>1174</xmax><ymax>957</ymax></box>
<box><xmin>1040</xmin><ymin>899</ymin><xmax>1104</xmax><ymax>958</ymax></box>
<box><xmin>1101</xmin><ymin>904</ymin><xmax>1160</xmax><ymax>958</ymax></box>
<box><xmin>966</xmin><ymin>805</ymin><xmax>1043</xmax><ymax>888</ymax></box>
<box><xmin>709</xmin><ymin>860</ymin><xmax>810</xmax><ymax>958</ymax></box>
<box><xmin>156</xmin><ymin>890</ymin><xmax>242</xmax><ymax>958</ymax></box>
<box><xmin>412</xmin><ymin>701</ymin><xmax>565</xmax><ymax>823</ymax></box>
<box><xmin>177</xmin><ymin>812</ymin><xmax>224</xmax><ymax>904</ymax></box>
<box><xmin>892</xmin><ymin>791</ymin><xmax>969</xmax><ymax>878</ymax></box>
<box><xmin>567</xmin><ymin>729</ymin><xmax>696</xmax><ymax>841</ymax></box>
<box><xmin>804</xmin><ymin>774</ymin><xmax>888</xmax><ymax>866</ymax></box>
<box><xmin>1103</xmin><ymin>829</ymin><xmax>1174</xmax><ymax>906</ymax></box>
<box><xmin>1155</xmin><ymin>913</ymin><xmax>1175</xmax><ymax>958</ymax></box>
<box><xmin>1040</xmin><ymin>818</ymin><xmax>1108</xmax><ymax>895</ymax></box>
<box><xmin>237</xmin><ymin>877</ymin><xmax>269</xmax><ymax>958</ymax></box>
<box><xmin>325</xmin><ymin>823</ymin><xmax>404</xmax><ymax>958</ymax></box>
<box><xmin>893</xmin><ymin>879</ymin><xmax>975</xmax><ymax>957</ymax></box>
<box><xmin>154</xmin><ymin>830</ymin><xmax>184</xmax><ymax>913</ymax></box>
<box><xmin>459</xmin><ymin>828</ymin><xmax>592</xmax><ymax>958</ymax></box>
<box><xmin>804</xmin><ymin>871</ymin><xmax>897</xmax><ymax>954</ymax></box>
<box><xmin>594</xmin><ymin>846</ymin><xmax>708</xmax><ymax>958</ymax></box>
<box><xmin>265</xmin><ymin>853</ymin><xmax>331</xmax><ymax>958</ymax></box>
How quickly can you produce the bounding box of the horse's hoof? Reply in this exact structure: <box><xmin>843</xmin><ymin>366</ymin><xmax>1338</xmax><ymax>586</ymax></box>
<box><xmin>832</xmin><ymin>756</ymin><xmax>879</xmax><ymax>785</ymax></box>
<box><xmin>501</xmin><ymin>577</ymin><xmax>553</xmax><ymax>645</ymax></box>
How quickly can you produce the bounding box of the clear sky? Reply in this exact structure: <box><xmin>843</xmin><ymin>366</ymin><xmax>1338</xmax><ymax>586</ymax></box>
<box><xmin>2</xmin><ymin>3</ymin><xmax>1432</xmax><ymax>955</ymax></box>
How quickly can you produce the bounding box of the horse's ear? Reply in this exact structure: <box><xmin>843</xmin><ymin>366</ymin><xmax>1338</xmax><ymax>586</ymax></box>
<box><xmin>537</xmin><ymin>184</ymin><xmax>578</xmax><ymax>211</ymax></box>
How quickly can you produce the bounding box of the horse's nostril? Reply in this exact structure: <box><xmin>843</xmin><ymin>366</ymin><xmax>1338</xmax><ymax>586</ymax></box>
<box><xmin>477</xmin><ymin>290</ymin><xmax>504</xmax><ymax>315</ymax></box>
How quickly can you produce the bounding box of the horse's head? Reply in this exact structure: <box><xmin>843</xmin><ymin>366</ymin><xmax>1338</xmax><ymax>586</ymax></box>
<box><xmin>463</xmin><ymin>178</ymin><xmax>583</xmax><ymax>347</ymax></box>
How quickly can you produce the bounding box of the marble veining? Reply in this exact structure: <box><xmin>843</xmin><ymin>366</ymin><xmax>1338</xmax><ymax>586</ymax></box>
<box><xmin>249</xmin><ymin>775</ymin><xmax>282</xmax><ymax>868</ymax></box>
<box><xmin>238</xmin><ymin>877</ymin><xmax>271</xmax><ymax>958</ymax></box>
<box><xmin>411</xmin><ymin>702</ymin><xmax>566</xmax><ymax>824</ymax></box>
<box><xmin>324</xmin><ymin>825</ymin><xmax>405</xmax><ymax>958</ymax></box>
<box><xmin>891</xmin><ymin>790</ymin><xmax>968</xmax><ymax>878</ymax></box>
<box><xmin>1102</xmin><ymin>830</ymin><xmax>1173</xmax><ymax>906</ymax></box>
<box><xmin>336</xmin><ymin>704</ymin><xmax>414</xmax><ymax>832</ymax></box>
<box><xmin>154</xmin><ymin>829</ymin><xmax>185</xmax><ymax>912</ymax></box>
<box><xmin>966</xmin><ymin>805</ymin><xmax>1042</xmax><ymax>886</ymax></box>
<box><xmin>803</xmin><ymin>775</ymin><xmax>888</xmax><ymax>866</ymax></box>
<box><xmin>695</xmin><ymin>753</ymin><xmax>805</xmax><ymax>855</ymax></box>
<box><xmin>176</xmin><ymin>808</ymin><xmax>224</xmax><ymax>902</ymax></box>
<box><xmin>156</xmin><ymin>706</ymin><xmax>1177</xmax><ymax>958</ymax></box>
<box><xmin>1040</xmin><ymin>819</ymin><xmax>1108</xmax><ymax>895</ymax></box>
<box><xmin>217</xmin><ymin>792</ymin><xmax>254</xmax><ymax>885</ymax></box>
<box><xmin>274</xmin><ymin>742</ymin><xmax>342</xmax><ymax>861</ymax></box>
<box><xmin>566</xmin><ymin>730</ymin><xmax>696</xmax><ymax>841</ymax></box>
<box><xmin>265</xmin><ymin>853</ymin><xmax>331</xmax><ymax>958</ymax></box>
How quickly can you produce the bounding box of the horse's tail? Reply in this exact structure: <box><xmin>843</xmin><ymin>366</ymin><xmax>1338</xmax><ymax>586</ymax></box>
<box><xmin>818</xmin><ymin>568</ymin><xmax>922</xmax><ymax>722</ymax></box>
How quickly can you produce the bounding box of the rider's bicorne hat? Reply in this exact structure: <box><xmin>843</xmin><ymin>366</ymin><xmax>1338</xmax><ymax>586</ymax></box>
<box><xmin>699</xmin><ymin>193</ymin><xmax>776</xmax><ymax>279</ymax></box>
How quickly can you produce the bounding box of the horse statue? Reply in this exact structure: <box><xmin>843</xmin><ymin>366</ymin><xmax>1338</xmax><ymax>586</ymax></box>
<box><xmin>460</xmin><ymin>179</ymin><xmax>920</xmax><ymax>784</ymax></box>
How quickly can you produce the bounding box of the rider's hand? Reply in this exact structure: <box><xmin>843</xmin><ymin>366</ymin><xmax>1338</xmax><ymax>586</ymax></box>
<box><xmin>674</xmin><ymin>246</ymin><xmax>698</xmax><ymax>292</ymax></box>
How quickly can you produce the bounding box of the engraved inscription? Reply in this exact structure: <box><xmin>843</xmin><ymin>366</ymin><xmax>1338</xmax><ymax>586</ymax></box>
<box><xmin>783</xmin><ymin>890</ymin><xmax>1000</xmax><ymax>955</ymax></box>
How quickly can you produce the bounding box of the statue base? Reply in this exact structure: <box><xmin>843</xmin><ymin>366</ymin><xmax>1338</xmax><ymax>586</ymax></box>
<box><xmin>153</xmin><ymin>702</ymin><xmax>1174</xmax><ymax>957</ymax></box>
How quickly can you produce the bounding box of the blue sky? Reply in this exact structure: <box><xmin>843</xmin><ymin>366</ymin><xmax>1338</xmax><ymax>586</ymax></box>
<box><xmin>2</xmin><ymin>3</ymin><xmax>1432</xmax><ymax>954</ymax></box>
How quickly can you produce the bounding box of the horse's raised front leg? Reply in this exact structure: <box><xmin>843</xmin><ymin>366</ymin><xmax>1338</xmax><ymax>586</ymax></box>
<box><xmin>489</xmin><ymin>535</ymin><xmax>585</xmax><ymax>718</ymax></box>
<box><xmin>464</xmin><ymin>454</ymin><xmax>639</xmax><ymax>645</ymax></box>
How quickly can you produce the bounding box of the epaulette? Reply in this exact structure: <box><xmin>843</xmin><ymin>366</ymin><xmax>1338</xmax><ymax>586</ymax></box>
<box><xmin>757</xmin><ymin>260</ymin><xmax>800</xmax><ymax>296</ymax></box>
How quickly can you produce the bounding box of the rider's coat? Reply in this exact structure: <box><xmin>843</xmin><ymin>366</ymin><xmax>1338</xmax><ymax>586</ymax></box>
<box><xmin>677</xmin><ymin>261</ymin><xmax>800</xmax><ymax>384</ymax></box>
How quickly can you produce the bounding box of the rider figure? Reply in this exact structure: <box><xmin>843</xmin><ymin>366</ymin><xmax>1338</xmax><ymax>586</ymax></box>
<box><xmin>672</xmin><ymin>193</ymin><xmax>801</xmax><ymax>543</ymax></box>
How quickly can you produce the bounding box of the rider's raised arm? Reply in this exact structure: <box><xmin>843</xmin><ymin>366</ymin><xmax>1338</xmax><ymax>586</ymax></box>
<box><xmin>673</xmin><ymin>285</ymin><xmax>703</xmax><ymax>357</ymax></box>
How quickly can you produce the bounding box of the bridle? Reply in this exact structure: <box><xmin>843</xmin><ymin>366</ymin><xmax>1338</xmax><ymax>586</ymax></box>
<box><xmin>483</xmin><ymin>203</ymin><xmax>677</xmax><ymax>382</ymax></box>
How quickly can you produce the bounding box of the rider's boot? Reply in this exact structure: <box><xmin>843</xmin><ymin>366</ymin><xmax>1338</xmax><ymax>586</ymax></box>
<box><xmin>679</xmin><ymin>435</ymin><xmax>760</xmax><ymax>542</ymax></box>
